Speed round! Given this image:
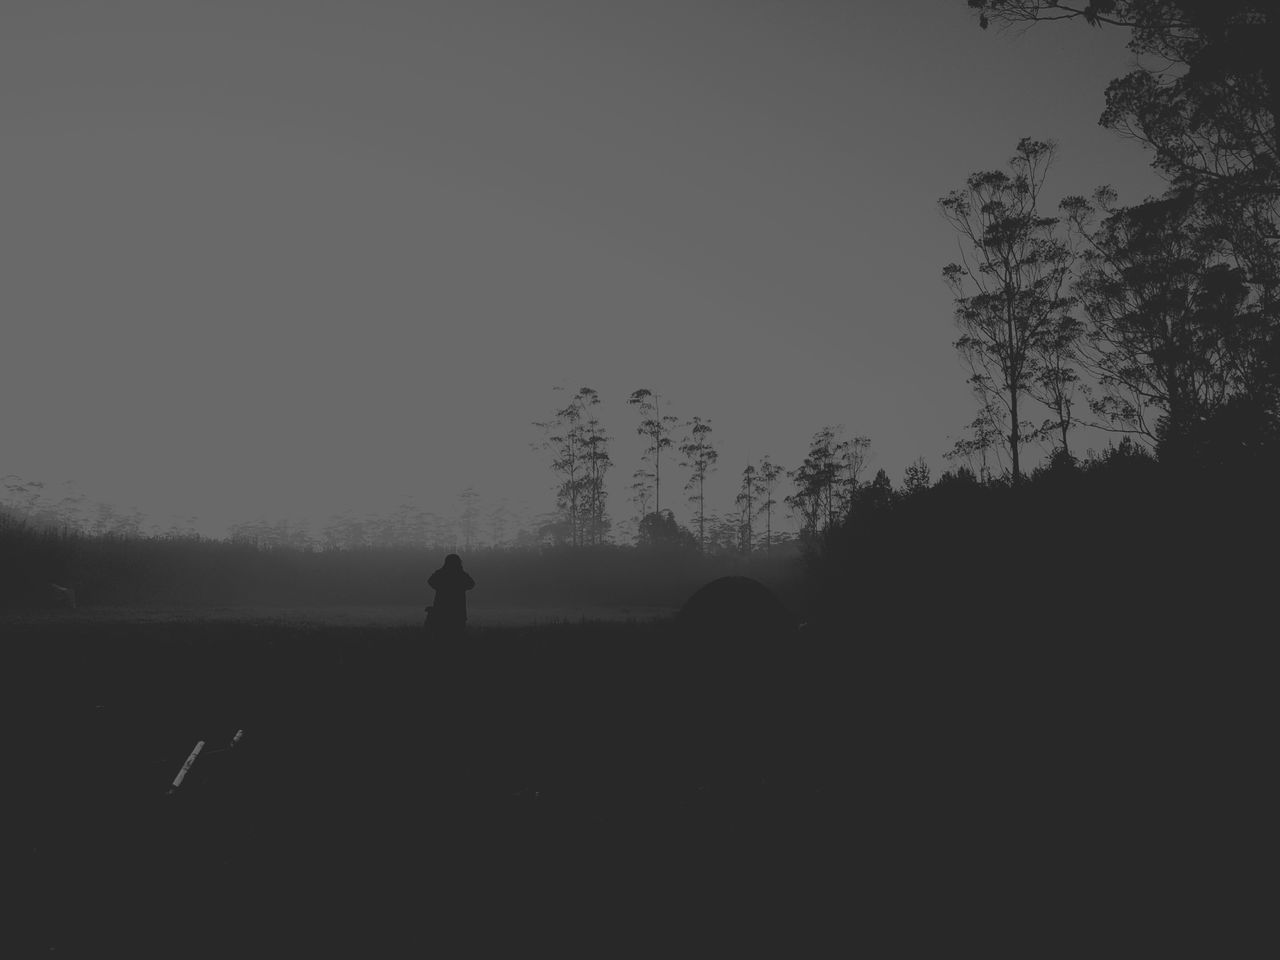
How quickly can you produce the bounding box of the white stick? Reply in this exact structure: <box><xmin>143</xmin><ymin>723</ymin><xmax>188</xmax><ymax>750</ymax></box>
<box><xmin>168</xmin><ymin>741</ymin><xmax>205</xmax><ymax>794</ymax></box>
<box><xmin>228</xmin><ymin>730</ymin><xmax>245</xmax><ymax>749</ymax></box>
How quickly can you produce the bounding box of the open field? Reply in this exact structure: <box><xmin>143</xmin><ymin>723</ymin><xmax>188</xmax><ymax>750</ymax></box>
<box><xmin>14</xmin><ymin>614</ymin><xmax>848</xmax><ymax>952</ymax></box>
<box><xmin>12</xmin><ymin>609</ymin><xmax>1260</xmax><ymax>952</ymax></box>
<box><xmin>2</xmin><ymin>601</ymin><xmax>680</xmax><ymax>629</ymax></box>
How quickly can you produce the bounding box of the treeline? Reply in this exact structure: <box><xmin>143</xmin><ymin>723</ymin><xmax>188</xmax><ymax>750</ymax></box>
<box><xmin>534</xmin><ymin>0</ymin><xmax>1280</xmax><ymax>553</ymax></box>
<box><xmin>533</xmin><ymin>386</ymin><xmax>796</xmax><ymax>555</ymax></box>
<box><xmin>802</xmin><ymin>439</ymin><xmax>1278</xmax><ymax>642</ymax></box>
<box><xmin>943</xmin><ymin>3</ymin><xmax>1278</xmax><ymax>479</ymax></box>
<box><xmin>0</xmin><ymin>506</ymin><xmax>802</xmax><ymax>611</ymax></box>
<box><xmin>766</xmin><ymin>2</ymin><xmax>1274</xmax><ymax>638</ymax></box>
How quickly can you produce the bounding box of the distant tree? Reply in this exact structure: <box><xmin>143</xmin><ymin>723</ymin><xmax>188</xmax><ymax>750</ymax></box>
<box><xmin>160</xmin><ymin>514</ymin><xmax>201</xmax><ymax>539</ymax></box>
<box><xmin>786</xmin><ymin>427</ymin><xmax>870</xmax><ymax>538</ymax></box>
<box><xmin>379</xmin><ymin>501</ymin><xmax>425</xmax><ymax>547</ymax></box>
<box><xmin>580</xmin><ymin>401</ymin><xmax>612</xmax><ymax>545</ymax></box>
<box><xmin>734</xmin><ymin>464</ymin><xmax>760</xmax><ymax>555</ymax></box>
<box><xmin>228</xmin><ymin>519</ymin><xmax>262</xmax><ymax>548</ymax></box>
<box><xmin>862</xmin><ymin>468</ymin><xmax>895</xmax><ymax>512</ymax></box>
<box><xmin>678</xmin><ymin>416</ymin><xmax>718</xmax><ymax>551</ymax></box>
<box><xmin>416</xmin><ymin>506</ymin><xmax>443</xmax><ymax>547</ymax></box>
<box><xmin>91</xmin><ymin>502</ymin><xmax>119</xmax><ymax>538</ymax></box>
<box><xmin>843</xmin><ymin>434</ymin><xmax>873</xmax><ymax>494</ymax></box>
<box><xmin>629</xmin><ymin>467</ymin><xmax>654</xmax><ymax>528</ymax></box>
<box><xmin>533</xmin><ymin>512</ymin><xmax>573</xmax><ymax>547</ymax></box>
<box><xmin>96</xmin><ymin>506</ymin><xmax>144</xmax><ymax>538</ymax></box>
<box><xmin>370</xmin><ymin>510</ymin><xmax>404</xmax><ymax>548</ymax></box>
<box><xmin>487</xmin><ymin>502</ymin><xmax>512</xmax><ymax>548</ymax></box>
<box><xmin>941</xmin><ymin>137</ymin><xmax>1079</xmax><ymax>481</ymax></box>
<box><xmin>627</xmin><ymin>389</ymin><xmax>679</xmax><ymax>516</ymax></box>
<box><xmin>1030</xmin><ymin>308</ymin><xmax>1087</xmax><ymax>457</ymax></box>
<box><xmin>967</xmin><ymin>3</ymin><xmax>1278</xmax><ymax>229</ymax></box>
<box><xmin>458</xmin><ymin>487</ymin><xmax>480</xmax><ymax>551</ymax></box>
<box><xmin>935</xmin><ymin>464</ymin><xmax>981</xmax><ymax>489</ymax></box>
<box><xmin>321</xmin><ymin>512</ymin><xmax>370</xmax><ymax>550</ymax></box>
<box><xmin>636</xmin><ymin>509</ymin><xmax>698</xmax><ymax>553</ymax></box>
<box><xmin>902</xmin><ymin>457</ymin><xmax>932</xmax><ymax>495</ymax></box>
<box><xmin>786</xmin><ymin>450</ymin><xmax>826</xmax><ymax>538</ymax></box>
<box><xmin>431</xmin><ymin>514</ymin><xmax>457</xmax><ymax>550</ymax></box>
<box><xmin>753</xmin><ymin>456</ymin><xmax>784</xmax><ymax>555</ymax></box>
<box><xmin>611</xmin><ymin>516</ymin><xmax>638</xmax><ymax>547</ymax></box>
<box><xmin>1</xmin><ymin>475</ymin><xmax>45</xmax><ymax>519</ymax></box>
<box><xmin>946</xmin><ymin>389</ymin><xmax>1009</xmax><ymax>482</ymax></box>
<box><xmin>534</xmin><ymin>386</ymin><xmax>602</xmax><ymax>547</ymax></box>
<box><xmin>699</xmin><ymin>512</ymin><xmax>741</xmax><ymax>557</ymax></box>
<box><xmin>266</xmin><ymin>518</ymin><xmax>312</xmax><ymax>550</ymax></box>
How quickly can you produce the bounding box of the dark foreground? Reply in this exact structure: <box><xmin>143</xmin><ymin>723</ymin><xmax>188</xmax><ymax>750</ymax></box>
<box><xmin>13</xmin><ymin>614</ymin><xmax>1263</xmax><ymax>954</ymax></box>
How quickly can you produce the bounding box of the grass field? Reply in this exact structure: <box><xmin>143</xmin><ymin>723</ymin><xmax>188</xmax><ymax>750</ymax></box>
<box><xmin>3</xmin><ymin>601</ymin><xmax>680</xmax><ymax>629</ymax></box>
<box><xmin>13</xmin><ymin>607</ymin><xmax>1250</xmax><ymax>953</ymax></box>
<box><xmin>14</xmin><ymin>611</ymin><xmax>851</xmax><ymax>952</ymax></box>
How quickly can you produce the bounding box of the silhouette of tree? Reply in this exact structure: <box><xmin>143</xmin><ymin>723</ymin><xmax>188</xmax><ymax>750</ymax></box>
<box><xmin>678</xmin><ymin>416</ymin><xmax>718</xmax><ymax>551</ymax></box>
<box><xmin>580</xmin><ymin>401</ymin><xmax>612</xmax><ymax>546</ymax></box>
<box><xmin>754</xmin><ymin>456</ymin><xmax>784</xmax><ymax>555</ymax></box>
<box><xmin>458</xmin><ymin>487</ymin><xmax>480</xmax><ymax>551</ymax></box>
<box><xmin>903</xmin><ymin>457</ymin><xmax>932</xmax><ymax>495</ymax></box>
<box><xmin>535</xmin><ymin>387</ymin><xmax>603</xmax><ymax>547</ymax></box>
<box><xmin>946</xmin><ymin>389</ymin><xmax>1009</xmax><ymax>481</ymax></box>
<box><xmin>1064</xmin><ymin>189</ymin><xmax>1255</xmax><ymax>456</ymax></box>
<box><xmin>707</xmin><ymin>512</ymin><xmax>742</xmax><ymax>556</ymax></box>
<box><xmin>969</xmin><ymin>1</ymin><xmax>1280</xmax><ymax>450</ymax></box>
<box><xmin>861</xmin><ymin>468</ymin><xmax>895</xmax><ymax>512</ymax></box>
<box><xmin>636</xmin><ymin>508</ymin><xmax>698</xmax><ymax>552</ymax></box>
<box><xmin>969</xmin><ymin>3</ymin><xmax>1277</xmax><ymax>228</ymax></box>
<box><xmin>734</xmin><ymin>464</ymin><xmax>760</xmax><ymax>555</ymax></box>
<box><xmin>786</xmin><ymin>427</ymin><xmax>870</xmax><ymax>538</ymax></box>
<box><xmin>627</xmin><ymin>389</ymin><xmax>679</xmax><ymax>516</ymax></box>
<box><xmin>941</xmin><ymin>138</ymin><xmax>1079</xmax><ymax>481</ymax></box>
<box><xmin>1030</xmin><ymin>308</ymin><xmax>1087</xmax><ymax>457</ymax></box>
<box><xmin>629</xmin><ymin>467</ymin><xmax>654</xmax><ymax>533</ymax></box>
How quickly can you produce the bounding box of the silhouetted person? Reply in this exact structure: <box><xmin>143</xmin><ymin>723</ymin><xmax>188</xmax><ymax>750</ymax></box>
<box><xmin>426</xmin><ymin>553</ymin><xmax>475</xmax><ymax>639</ymax></box>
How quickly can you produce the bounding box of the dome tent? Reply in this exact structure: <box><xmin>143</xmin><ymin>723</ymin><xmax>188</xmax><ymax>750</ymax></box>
<box><xmin>675</xmin><ymin>575</ymin><xmax>797</xmax><ymax>641</ymax></box>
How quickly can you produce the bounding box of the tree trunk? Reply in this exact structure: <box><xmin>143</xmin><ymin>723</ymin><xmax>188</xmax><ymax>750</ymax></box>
<box><xmin>1009</xmin><ymin>387</ymin><xmax>1021</xmax><ymax>481</ymax></box>
<box><xmin>653</xmin><ymin>435</ymin><xmax>661</xmax><ymax>516</ymax></box>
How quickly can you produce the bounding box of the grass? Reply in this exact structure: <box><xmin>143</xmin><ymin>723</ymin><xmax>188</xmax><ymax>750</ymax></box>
<box><xmin>13</xmin><ymin>605</ymin><xmax>1248</xmax><ymax>952</ymax></box>
<box><xmin>13</xmin><ymin>612</ymin><xmax>845</xmax><ymax>952</ymax></box>
<box><xmin>2</xmin><ymin>600</ymin><xmax>680</xmax><ymax>629</ymax></box>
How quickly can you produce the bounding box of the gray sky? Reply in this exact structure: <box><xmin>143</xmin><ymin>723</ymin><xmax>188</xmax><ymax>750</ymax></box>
<box><xmin>2</xmin><ymin>1</ymin><xmax>1163</xmax><ymax>538</ymax></box>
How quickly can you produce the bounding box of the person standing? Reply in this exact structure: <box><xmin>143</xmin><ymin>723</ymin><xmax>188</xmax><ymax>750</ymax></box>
<box><xmin>426</xmin><ymin>553</ymin><xmax>475</xmax><ymax>638</ymax></box>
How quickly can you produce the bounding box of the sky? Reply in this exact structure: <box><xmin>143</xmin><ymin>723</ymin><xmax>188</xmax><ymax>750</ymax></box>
<box><xmin>1</xmin><ymin>0</ymin><xmax>1165</xmax><ymax>539</ymax></box>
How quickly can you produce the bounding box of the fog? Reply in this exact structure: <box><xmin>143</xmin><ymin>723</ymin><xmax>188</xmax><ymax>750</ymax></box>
<box><xmin>2</xmin><ymin>2</ymin><xmax>1161</xmax><ymax>538</ymax></box>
